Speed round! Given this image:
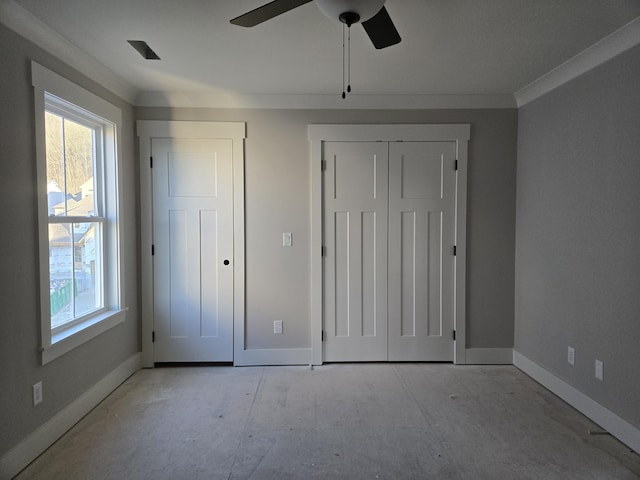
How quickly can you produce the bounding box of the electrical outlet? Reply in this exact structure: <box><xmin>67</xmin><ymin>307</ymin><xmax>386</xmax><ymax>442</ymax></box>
<box><xmin>274</xmin><ymin>320</ymin><xmax>283</xmax><ymax>335</ymax></box>
<box><xmin>567</xmin><ymin>346</ymin><xmax>575</xmax><ymax>366</ymax></box>
<box><xmin>33</xmin><ymin>381</ymin><xmax>43</xmax><ymax>406</ymax></box>
<box><xmin>595</xmin><ymin>360</ymin><xmax>604</xmax><ymax>381</ymax></box>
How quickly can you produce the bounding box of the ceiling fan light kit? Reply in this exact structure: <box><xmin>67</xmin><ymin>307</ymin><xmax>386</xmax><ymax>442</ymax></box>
<box><xmin>315</xmin><ymin>0</ymin><xmax>385</xmax><ymax>23</ymax></box>
<box><xmin>231</xmin><ymin>0</ymin><xmax>400</xmax><ymax>97</ymax></box>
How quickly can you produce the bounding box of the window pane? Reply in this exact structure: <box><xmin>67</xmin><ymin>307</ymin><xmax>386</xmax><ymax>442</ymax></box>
<box><xmin>45</xmin><ymin>112</ymin><xmax>65</xmax><ymax>215</ymax></box>
<box><xmin>45</xmin><ymin>112</ymin><xmax>97</xmax><ymax>217</ymax></box>
<box><xmin>49</xmin><ymin>223</ymin><xmax>74</xmax><ymax>327</ymax></box>
<box><xmin>75</xmin><ymin>222</ymin><xmax>103</xmax><ymax>318</ymax></box>
<box><xmin>49</xmin><ymin>222</ymin><xmax>103</xmax><ymax>328</ymax></box>
<box><xmin>64</xmin><ymin>119</ymin><xmax>96</xmax><ymax>216</ymax></box>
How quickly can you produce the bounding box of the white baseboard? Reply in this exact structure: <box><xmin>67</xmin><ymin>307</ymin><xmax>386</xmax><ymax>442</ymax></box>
<box><xmin>513</xmin><ymin>350</ymin><xmax>640</xmax><ymax>454</ymax></box>
<box><xmin>234</xmin><ymin>347</ymin><xmax>514</xmax><ymax>366</ymax></box>
<box><xmin>0</xmin><ymin>353</ymin><xmax>141</xmax><ymax>480</ymax></box>
<box><xmin>463</xmin><ymin>348</ymin><xmax>513</xmax><ymax>365</ymax></box>
<box><xmin>235</xmin><ymin>348</ymin><xmax>312</xmax><ymax>366</ymax></box>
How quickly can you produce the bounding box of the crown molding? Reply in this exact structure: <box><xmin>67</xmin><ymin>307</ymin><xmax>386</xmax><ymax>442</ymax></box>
<box><xmin>0</xmin><ymin>0</ymin><xmax>138</xmax><ymax>104</ymax></box>
<box><xmin>10</xmin><ymin>0</ymin><xmax>633</xmax><ymax>111</ymax></box>
<box><xmin>515</xmin><ymin>16</ymin><xmax>640</xmax><ymax>107</ymax></box>
<box><xmin>134</xmin><ymin>91</ymin><xmax>516</xmax><ymax>109</ymax></box>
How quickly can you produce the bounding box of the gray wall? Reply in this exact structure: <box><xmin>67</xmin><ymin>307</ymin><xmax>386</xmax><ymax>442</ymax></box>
<box><xmin>0</xmin><ymin>24</ymin><xmax>139</xmax><ymax>457</ymax></box>
<box><xmin>136</xmin><ymin>107</ymin><xmax>518</xmax><ymax>351</ymax></box>
<box><xmin>515</xmin><ymin>44</ymin><xmax>640</xmax><ymax>429</ymax></box>
<box><xmin>0</xmin><ymin>19</ymin><xmax>517</xmax><ymax>459</ymax></box>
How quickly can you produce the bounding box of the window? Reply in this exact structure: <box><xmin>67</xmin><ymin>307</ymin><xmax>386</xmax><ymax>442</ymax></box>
<box><xmin>33</xmin><ymin>62</ymin><xmax>126</xmax><ymax>364</ymax></box>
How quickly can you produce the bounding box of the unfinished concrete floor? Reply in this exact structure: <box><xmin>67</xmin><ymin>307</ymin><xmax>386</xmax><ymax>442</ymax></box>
<box><xmin>16</xmin><ymin>364</ymin><xmax>640</xmax><ymax>479</ymax></box>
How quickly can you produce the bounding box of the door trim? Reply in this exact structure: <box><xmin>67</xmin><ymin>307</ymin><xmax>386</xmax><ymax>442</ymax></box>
<box><xmin>309</xmin><ymin>124</ymin><xmax>470</xmax><ymax>365</ymax></box>
<box><xmin>137</xmin><ymin>121</ymin><xmax>246</xmax><ymax>367</ymax></box>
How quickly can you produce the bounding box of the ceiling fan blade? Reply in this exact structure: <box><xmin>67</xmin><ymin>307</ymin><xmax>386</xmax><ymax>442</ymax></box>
<box><xmin>230</xmin><ymin>0</ymin><xmax>313</xmax><ymax>27</ymax></box>
<box><xmin>361</xmin><ymin>6</ymin><xmax>401</xmax><ymax>49</ymax></box>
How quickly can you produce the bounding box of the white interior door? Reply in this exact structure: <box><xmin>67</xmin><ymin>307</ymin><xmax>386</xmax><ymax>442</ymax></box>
<box><xmin>323</xmin><ymin>142</ymin><xmax>389</xmax><ymax>361</ymax></box>
<box><xmin>388</xmin><ymin>142</ymin><xmax>456</xmax><ymax>361</ymax></box>
<box><xmin>323</xmin><ymin>141</ymin><xmax>456</xmax><ymax>362</ymax></box>
<box><xmin>152</xmin><ymin>138</ymin><xmax>233</xmax><ymax>362</ymax></box>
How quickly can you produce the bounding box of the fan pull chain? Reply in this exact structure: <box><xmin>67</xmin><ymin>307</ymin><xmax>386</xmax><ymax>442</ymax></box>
<box><xmin>342</xmin><ymin>23</ymin><xmax>352</xmax><ymax>99</ymax></box>
<box><xmin>338</xmin><ymin>12</ymin><xmax>359</xmax><ymax>99</ymax></box>
<box><xmin>342</xmin><ymin>23</ymin><xmax>346</xmax><ymax>99</ymax></box>
<box><xmin>347</xmin><ymin>25</ymin><xmax>352</xmax><ymax>94</ymax></box>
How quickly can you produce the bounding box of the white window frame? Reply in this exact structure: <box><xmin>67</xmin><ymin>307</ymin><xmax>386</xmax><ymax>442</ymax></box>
<box><xmin>32</xmin><ymin>61</ymin><xmax>126</xmax><ymax>364</ymax></box>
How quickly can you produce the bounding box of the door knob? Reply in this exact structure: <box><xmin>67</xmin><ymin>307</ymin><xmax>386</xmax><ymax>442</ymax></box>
<box><xmin>223</xmin><ymin>259</ymin><xmax>230</xmax><ymax>266</ymax></box>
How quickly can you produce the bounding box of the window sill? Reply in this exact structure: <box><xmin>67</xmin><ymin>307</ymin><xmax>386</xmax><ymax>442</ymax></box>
<box><xmin>42</xmin><ymin>308</ymin><xmax>128</xmax><ymax>365</ymax></box>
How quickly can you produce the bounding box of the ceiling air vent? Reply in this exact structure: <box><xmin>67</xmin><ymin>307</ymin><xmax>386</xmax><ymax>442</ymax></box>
<box><xmin>127</xmin><ymin>40</ymin><xmax>161</xmax><ymax>60</ymax></box>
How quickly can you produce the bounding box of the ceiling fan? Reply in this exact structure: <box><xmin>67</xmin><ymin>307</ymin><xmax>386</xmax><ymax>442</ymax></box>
<box><xmin>230</xmin><ymin>0</ymin><xmax>401</xmax><ymax>50</ymax></box>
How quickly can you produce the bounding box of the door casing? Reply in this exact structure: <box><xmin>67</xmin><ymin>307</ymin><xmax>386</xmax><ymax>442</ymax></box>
<box><xmin>309</xmin><ymin>124</ymin><xmax>470</xmax><ymax>365</ymax></box>
<box><xmin>138</xmin><ymin>121</ymin><xmax>246</xmax><ymax>367</ymax></box>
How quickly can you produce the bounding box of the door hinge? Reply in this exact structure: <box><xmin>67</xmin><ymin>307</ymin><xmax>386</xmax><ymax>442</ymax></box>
<box><xmin>454</xmin><ymin>159</ymin><xmax>458</xmax><ymax>171</ymax></box>
<box><xmin>152</xmin><ymin>244</ymin><xmax>155</xmax><ymax>256</ymax></box>
<box><xmin>453</xmin><ymin>245</ymin><xmax>457</xmax><ymax>256</ymax></box>
<box><xmin>453</xmin><ymin>330</ymin><xmax>456</xmax><ymax>341</ymax></box>
<box><xmin>150</xmin><ymin>156</ymin><xmax>153</xmax><ymax>168</ymax></box>
<box><xmin>321</xmin><ymin>246</ymin><xmax>326</xmax><ymax>257</ymax></box>
<box><xmin>322</xmin><ymin>330</ymin><xmax>326</xmax><ymax>342</ymax></box>
<box><xmin>152</xmin><ymin>331</ymin><xmax>155</xmax><ymax>343</ymax></box>
<box><xmin>321</xmin><ymin>160</ymin><xmax>327</xmax><ymax>171</ymax></box>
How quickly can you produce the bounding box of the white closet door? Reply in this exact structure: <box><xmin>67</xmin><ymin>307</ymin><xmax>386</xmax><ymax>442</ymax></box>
<box><xmin>388</xmin><ymin>142</ymin><xmax>456</xmax><ymax>361</ymax></box>
<box><xmin>152</xmin><ymin>138</ymin><xmax>234</xmax><ymax>362</ymax></box>
<box><xmin>323</xmin><ymin>142</ymin><xmax>389</xmax><ymax>361</ymax></box>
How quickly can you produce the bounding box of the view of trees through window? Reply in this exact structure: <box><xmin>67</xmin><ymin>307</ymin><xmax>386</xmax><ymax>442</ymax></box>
<box><xmin>45</xmin><ymin>112</ymin><xmax>95</xmax><ymax>211</ymax></box>
<box><xmin>45</xmin><ymin>111</ymin><xmax>102</xmax><ymax>328</ymax></box>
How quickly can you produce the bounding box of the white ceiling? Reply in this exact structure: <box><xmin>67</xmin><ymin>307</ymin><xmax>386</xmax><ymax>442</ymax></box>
<box><xmin>9</xmin><ymin>0</ymin><xmax>640</xmax><ymax>103</ymax></box>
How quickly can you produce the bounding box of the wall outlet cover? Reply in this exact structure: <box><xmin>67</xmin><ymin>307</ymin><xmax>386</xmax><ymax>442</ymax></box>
<box><xmin>568</xmin><ymin>346</ymin><xmax>575</xmax><ymax>365</ymax></box>
<box><xmin>595</xmin><ymin>359</ymin><xmax>604</xmax><ymax>381</ymax></box>
<box><xmin>274</xmin><ymin>320</ymin><xmax>283</xmax><ymax>335</ymax></box>
<box><xmin>33</xmin><ymin>381</ymin><xmax>43</xmax><ymax>406</ymax></box>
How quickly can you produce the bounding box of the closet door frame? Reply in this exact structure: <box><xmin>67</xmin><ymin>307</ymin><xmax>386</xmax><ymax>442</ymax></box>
<box><xmin>309</xmin><ymin>124</ymin><xmax>470</xmax><ymax>365</ymax></box>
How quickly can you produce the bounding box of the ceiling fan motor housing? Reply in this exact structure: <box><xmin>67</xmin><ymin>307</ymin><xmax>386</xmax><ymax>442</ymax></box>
<box><xmin>315</xmin><ymin>0</ymin><xmax>385</xmax><ymax>23</ymax></box>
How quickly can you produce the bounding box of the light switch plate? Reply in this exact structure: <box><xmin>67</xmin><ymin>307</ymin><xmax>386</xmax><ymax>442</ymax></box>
<box><xmin>283</xmin><ymin>232</ymin><xmax>292</xmax><ymax>247</ymax></box>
